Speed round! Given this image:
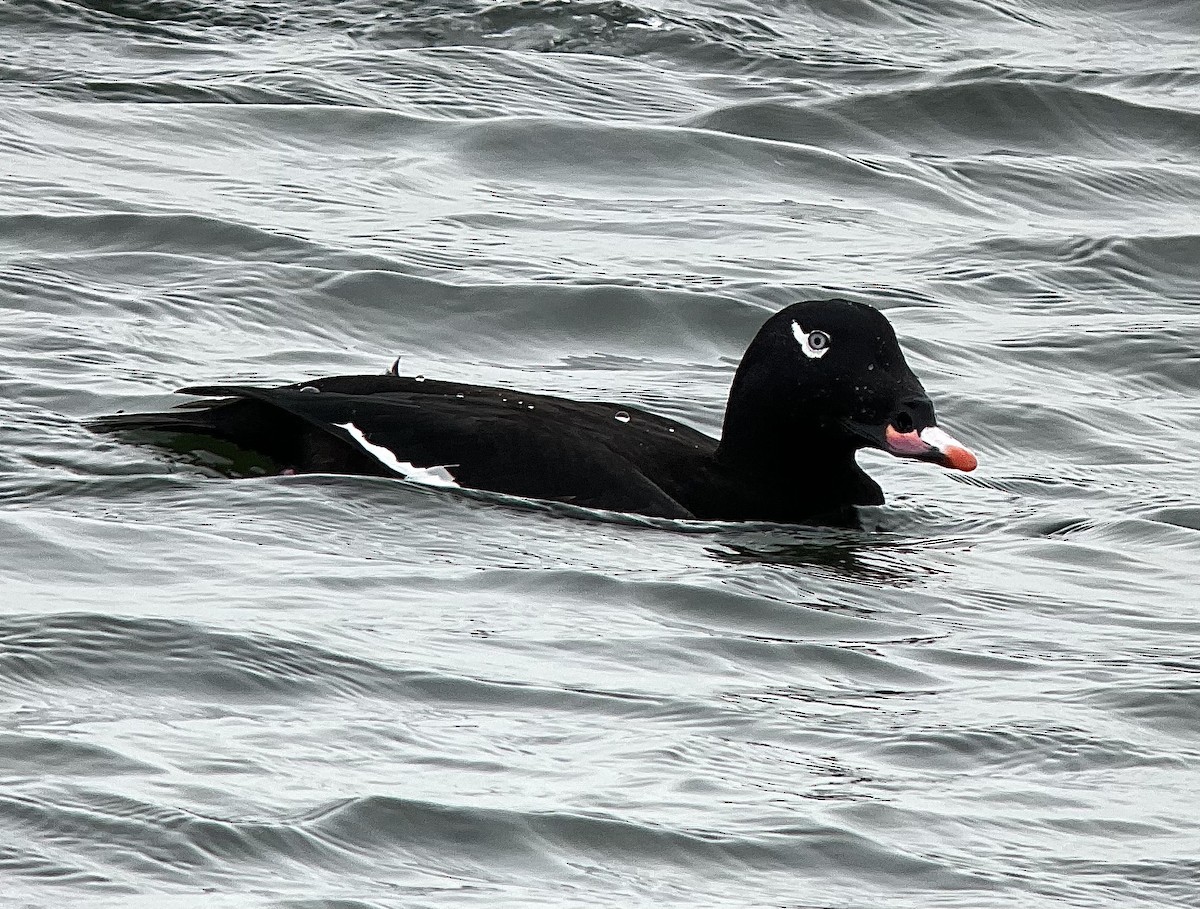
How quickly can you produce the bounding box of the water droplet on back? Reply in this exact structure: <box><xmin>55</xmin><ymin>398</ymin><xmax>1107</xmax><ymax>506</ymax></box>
<box><xmin>300</xmin><ymin>386</ymin><xmax>320</xmax><ymax>393</ymax></box>
<box><xmin>614</xmin><ymin>411</ymin><xmax>630</xmax><ymax>423</ymax></box>
<box><xmin>415</xmin><ymin>375</ymin><xmax>426</xmax><ymax>382</ymax></box>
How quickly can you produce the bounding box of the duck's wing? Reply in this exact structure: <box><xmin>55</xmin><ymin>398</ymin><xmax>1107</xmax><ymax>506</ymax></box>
<box><xmin>108</xmin><ymin>378</ymin><xmax>699</xmax><ymax>519</ymax></box>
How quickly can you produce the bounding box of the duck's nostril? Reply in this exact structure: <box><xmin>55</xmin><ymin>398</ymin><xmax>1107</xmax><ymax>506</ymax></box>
<box><xmin>893</xmin><ymin>412</ymin><xmax>915</xmax><ymax>434</ymax></box>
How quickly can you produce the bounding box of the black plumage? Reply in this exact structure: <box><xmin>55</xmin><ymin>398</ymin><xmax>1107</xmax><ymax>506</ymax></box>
<box><xmin>92</xmin><ymin>299</ymin><xmax>976</xmax><ymax>523</ymax></box>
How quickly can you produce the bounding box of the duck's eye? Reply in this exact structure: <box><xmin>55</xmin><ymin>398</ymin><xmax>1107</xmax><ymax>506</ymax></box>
<box><xmin>791</xmin><ymin>321</ymin><xmax>832</xmax><ymax>360</ymax></box>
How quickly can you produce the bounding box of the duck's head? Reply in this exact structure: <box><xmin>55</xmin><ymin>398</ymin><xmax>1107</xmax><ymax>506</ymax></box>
<box><xmin>718</xmin><ymin>298</ymin><xmax>976</xmax><ymax>480</ymax></box>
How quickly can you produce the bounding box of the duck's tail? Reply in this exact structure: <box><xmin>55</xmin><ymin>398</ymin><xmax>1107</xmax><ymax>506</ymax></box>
<box><xmin>86</xmin><ymin>407</ymin><xmax>224</xmax><ymax>435</ymax></box>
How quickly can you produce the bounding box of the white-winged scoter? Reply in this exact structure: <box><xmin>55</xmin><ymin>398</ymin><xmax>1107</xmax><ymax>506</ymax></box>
<box><xmin>93</xmin><ymin>298</ymin><xmax>976</xmax><ymax>523</ymax></box>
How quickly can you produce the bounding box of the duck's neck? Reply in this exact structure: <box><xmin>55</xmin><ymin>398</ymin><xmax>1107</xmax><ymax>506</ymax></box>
<box><xmin>715</xmin><ymin>392</ymin><xmax>882</xmax><ymax>508</ymax></box>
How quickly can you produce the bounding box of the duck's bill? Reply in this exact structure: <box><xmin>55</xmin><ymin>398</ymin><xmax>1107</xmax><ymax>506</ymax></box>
<box><xmin>882</xmin><ymin>425</ymin><xmax>977</xmax><ymax>472</ymax></box>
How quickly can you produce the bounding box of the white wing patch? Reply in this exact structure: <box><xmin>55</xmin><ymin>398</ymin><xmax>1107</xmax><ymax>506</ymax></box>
<box><xmin>791</xmin><ymin>321</ymin><xmax>830</xmax><ymax>359</ymax></box>
<box><xmin>334</xmin><ymin>422</ymin><xmax>460</xmax><ymax>488</ymax></box>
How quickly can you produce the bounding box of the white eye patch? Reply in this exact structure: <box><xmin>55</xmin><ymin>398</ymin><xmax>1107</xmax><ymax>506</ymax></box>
<box><xmin>791</xmin><ymin>321</ymin><xmax>831</xmax><ymax>359</ymax></box>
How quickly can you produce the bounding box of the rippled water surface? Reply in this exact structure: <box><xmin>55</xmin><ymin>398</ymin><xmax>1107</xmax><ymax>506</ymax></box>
<box><xmin>2</xmin><ymin>1</ymin><xmax>1199</xmax><ymax>906</ymax></box>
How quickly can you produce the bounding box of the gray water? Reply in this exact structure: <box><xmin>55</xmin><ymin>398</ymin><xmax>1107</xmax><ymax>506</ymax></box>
<box><xmin>2</xmin><ymin>2</ymin><xmax>1199</xmax><ymax>907</ymax></box>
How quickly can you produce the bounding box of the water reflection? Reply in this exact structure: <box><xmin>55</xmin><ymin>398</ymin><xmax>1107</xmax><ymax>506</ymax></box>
<box><xmin>708</xmin><ymin>524</ymin><xmax>953</xmax><ymax>589</ymax></box>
